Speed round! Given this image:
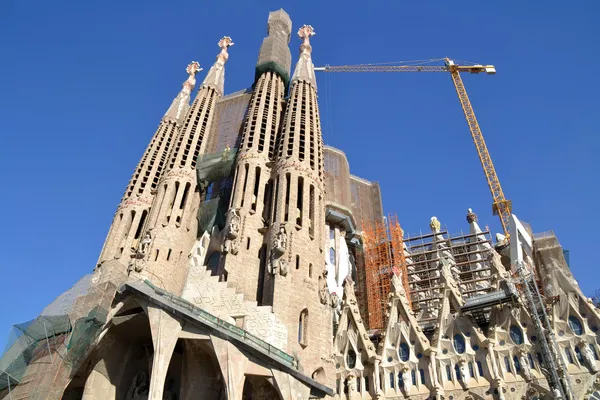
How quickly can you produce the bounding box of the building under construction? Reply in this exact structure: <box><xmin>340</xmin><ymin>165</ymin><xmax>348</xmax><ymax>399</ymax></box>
<box><xmin>2</xmin><ymin>8</ymin><xmax>600</xmax><ymax>400</ymax></box>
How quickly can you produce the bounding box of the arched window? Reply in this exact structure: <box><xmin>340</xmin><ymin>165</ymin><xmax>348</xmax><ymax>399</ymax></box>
<box><xmin>528</xmin><ymin>353</ymin><xmax>535</xmax><ymax>369</ymax></box>
<box><xmin>575</xmin><ymin>346</ymin><xmax>584</xmax><ymax>363</ymax></box>
<box><xmin>477</xmin><ymin>360</ymin><xmax>484</xmax><ymax>377</ymax></box>
<box><xmin>468</xmin><ymin>362</ymin><xmax>475</xmax><ymax>377</ymax></box>
<box><xmin>346</xmin><ymin>349</ymin><xmax>357</xmax><ymax>369</ymax></box>
<box><xmin>411</xmin><ymin>370</ymin><xmax>416</xmax><ymax>385</ymax></box>
<box><xmin>329</xmin><ymin>247</ymin><xmax>336</xmax><ymax>264</ymax></box>
<box><xmin>504</xmin><ymin>356</ymin><xmax>511</xmax><ymax>373</ymax></box>
<box><xmin>454</xmin><ymin>334</ymin><xmax>466</xmax><ymax>354</ymax></box>
<box><xmin>205</xmin><ymin>251</ymin><xmax>220</xmax><ymax>275</ymax></box>
<box><xmin>513</xmin><ymin>356</ymin><xmax>521</xmax><ymax>372</ymax></box>
<box><xmin>399</xmin><ymin>342</ymin><xmax>410</xmax><ymax>361</ymax></box>
<box><xmin>565</xmin><ymin>348</ymin><xmax>574</xmax><ymax>364</ymax></box>
<box><xmin>510</xmin><ymin>325</ymin><xmax>524</xmax><ymax>345</ymax></box>
<box><xmin>298</xmin><ymin>308</ymin><xmax>308</xmax><ymax>346</ymax></box>
<box><xmin>446</xmin><ymin>365</ymin><xmax>452</xmax><ymax>381</ymax></box>
<box><xmin>568</xmin><ymin>316</ymin><xmax>583</xmax><ymax>335</ymax></box>
<box><xmin>419</xmin><ymin>369</ymin><xmax>426</xmax><ymax>384</ymax></box>
<box><xmin>389</xmin><ymin>372</ymin><xmax>395</xmax><ymax>388</ymax></box>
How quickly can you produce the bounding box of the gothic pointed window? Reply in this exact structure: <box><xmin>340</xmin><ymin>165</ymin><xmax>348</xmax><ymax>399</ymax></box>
<box><xmin>565</xmin><ymin>348</ymin><xmax>574</xmax><ymax>364</ymax></box>
<box><xmin>510</xmin><ymin>325</ymin><xmax>524</xmax><ymax>345</ymax></box>
<box><xmin>477</xmin><ymin>360</ymin><xmax>484</xmax><ymax>377</ymax></box>
<box><xmin>568</xmin><ymin>315</ymin><xmax>583</xmax><ymax>335</ymax></box>
<box><xmin>419</xmin><ymin>369</ymin><xmax>426</xmax><ymax>384</ymax></box>
<box><xmin>528</xmin><ymin>353</ymin><xmax>535</xmax><ymax>369</ymax></box>
<box><xmin>446</xmin><ymin>365</ymin><xmax>452</xmax><ymax>381</ymax></box>
<box><xmin>504</xmin><ymin>356</ymin><xmax>511</xmax><ymax>373</ymax></box>
<box><xmin>454</xmin><ymin>334</ymin><xmax>466</xmax><ymax>354</ymax></box>
<box><xmin>399</xmin><ymin>342</ymin><xmax>410</xmax><ymax>362</ymax></box>
<box><xmin>513</xmin><ymin>356</ymin><xmax>521</xmax><ymax>372</ymax></box>
<box><xmin>575</xmin><ymin>346</ymin><xmax>584</xmax><ymax>363</ymax></box>
<box><xmin>468</xmin><ymin>362</ymin><xmax>474</xmax><ymax>377</ymax></box>
<box><xmin>346</xmin><ymin>349</ymin><xmax>356</xmax><ymax>369</ymax></box>
<box><xmin>298</xmin><ymin>308</ymin><xmax>308</xmax><ymax>346</ymax></box>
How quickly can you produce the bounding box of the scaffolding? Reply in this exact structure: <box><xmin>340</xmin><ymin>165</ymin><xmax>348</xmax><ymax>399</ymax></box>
<box><xmin>404</xmin><ymin>226</ymin><xmax>496</xmax><ymax>330</ymax></box>
<box><xmin>362</xmin><ymin>214</ymin><xmax>410</xmax><ymax>330</ymax></box>
<box><xmin>0</xmin><ymin>275</ymin><xmax>121</xmax><ymax>400</ymax></box>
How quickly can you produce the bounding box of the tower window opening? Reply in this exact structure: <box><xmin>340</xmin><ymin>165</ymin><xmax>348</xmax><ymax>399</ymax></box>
<box><xmin>296</xmin><ymin>177</ymin><xmax>304</xmax><ymax>226</ymax></box>
<box><xmin>262</xmin><ymin>179</ymin><xmax>273</xmax><ymax>224</ymax></box>
<box><xmin>166</xmin><ymin>182</ymin><xmax>180</xmax><ymax>223</ymax></box>
<box><xmin>309</xmin><ymin>263</ymin><xmax>313</xmax><ymax>278</ymax></box>
<box><xmin>446</xmin><ymin>365</ymin><xmax>452</xmax><ymax>381</ymax></box>
<box><xmin>419</xmin><ymin>369</ymin><xmax>425</xmax><ymax>384</ymax></box>
<box><xmin>527</xmin><ymin>353</ymin><xmax>535</xmax><ymax>369</ymax></box>
<box><xmin>167</xmin><ymin>249</ymin><xmax>172</xmax><ymax>261</ymax></box>
<box><xmin>284</xmin><ymin>173</ymin><xmax>291</xmax><ymax>222</ymax></box>
<box><xmin>565</xmin><ymin>348</ymin><xmax>574</xmax><ymax>364</ymax></box>
<box><xmin>240</xmin><ymin>164</ymin><xmax>249</xmax><ymax>208</ymax></box>
<box><xmin>272</xmin><ymin>177</ymin><xmax>279</xmax><ymax>222</ymax></box>
<box><xmin>298</xmin><ymin>308</ymin><xmax>308</xmax><ymax>346</ymax></box>
<box><xmin>179</xmin><ymin>182</ymin><xmax>191</xmax><ymax>210</ymax></box>
<box><xmin>134</xmin><ymin>210</ymin><xmax>148</xmax><ymax>239</ymax></box>
<box><xmin>252</xmin><ymin>167</ymin><xmax>261</xmax><ymax>212</ymax></box>
<box><xmin>309</xmin><ymin>185</ymin><xmax>315</xmax><ymax>237</ymax></box>
<box><xmin>257</xmin><ymin>245</ymin><xmax>267</xmax><ymax>304</ymax></box>
<box><xmin>246</xmin><ymin>237</ymin><xmax>251</xmax><ymax>250</ymax></box>
<box><xmin>389</xmin><ymin>372</ymin><xmax>395</xmax><ymax>388</ymax></box>
<box><xmin>154</xmin><ymin>249</ymin><xmax>160</xmax><ymax>261</ymax></box>
<box><xmin>296</xmin><ymin>254</ymin><xmax>300</xmax><ymax>270</ymax></box>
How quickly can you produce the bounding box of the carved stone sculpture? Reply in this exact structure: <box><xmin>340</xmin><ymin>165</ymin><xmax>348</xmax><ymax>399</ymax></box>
<box><xmin>519</xmin><ymin>351</ymin><xmax>532</xmax><ymax>381</ymax></box>
<box><xmin>319</xmin><ymin>274</ymin><xmax>329</xmax><ymax>305</ymax></box>
<box><xmin>583</xmin><ymin>344</ymin><xmax>599</xmax><ymax>372</ymax></box>
<box><xmin>402</xmin><ymin>366</ymin><xmax>412</xmax><ymax>392</ymax></box>
<box><xmin>459</xmin><ymin>359</ymin><xmax>470</xmax><ymax>388</ymax></box>
<box><xmin>272</xmin><ymin>225</ymin><xmax>288</xmax><ymax>257</ymax></box>
<box><xmin>279</xmin><ymin>258</ymin><xmax>288</xmax><ymax>276</ymax></box>
<box><xmin>226</xmin><ymin>209</ymin><xmax>241</xmax><ymax>239</ymax></box>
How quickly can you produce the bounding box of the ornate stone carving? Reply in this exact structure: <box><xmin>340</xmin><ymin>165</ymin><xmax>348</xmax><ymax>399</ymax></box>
<box><xmin>518</xmin><ymin>351</ymin><xmax>532</xmax><ymax>381</ymax></box>
<box><xmin>401</xmin><ymin>366</ymin><xmax>412</xmax><ymax>392</ymax></box>
<box><xmin>272</xmin><ymin>225</ymin><xmax>288</xmax><ymax>257</ymax></box>
<box><xmin>319</xmin><ymin>272</ymin><xmax>330</xmax><ymax>305</ymax></box>
<box><xmin>459</xmin><ymin>359</ymin><xmax>470</xmax><ymax>388</ymax></box>
<box><xmin>582</xmin><ymin>343</ymin><xmax>599</xmax><ymax>372</ymax></box>
<box><xmin>430</xmin><ymin>216</ymin><xmax>441</xmax><ymax>232</ymax></box>
<box><xmin>138</xmin><ymin>230</ymin><xmax>152</xmax><ymax>257</ymax></box>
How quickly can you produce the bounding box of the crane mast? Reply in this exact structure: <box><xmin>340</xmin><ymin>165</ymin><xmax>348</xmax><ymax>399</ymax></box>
<box><xmin>315</xmin><ymin>59</ymin><xmax>512</xmax><ymax>237</ymax></box>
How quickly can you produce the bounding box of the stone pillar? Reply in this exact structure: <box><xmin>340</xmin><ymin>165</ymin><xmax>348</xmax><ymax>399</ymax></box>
<box><xmin>146</xmin><ymin>306</ymin><xmax>183</xmax><ymax>400</ymax></box>
<box><xmin>211</xmin><ymin>335</ymin><xmax>249</xmax><ymax>400</ymax></box>
<box><xmin>272</xmin><ymin>368</ymin><xmax>311</xmax><ymax>400</ymax></box>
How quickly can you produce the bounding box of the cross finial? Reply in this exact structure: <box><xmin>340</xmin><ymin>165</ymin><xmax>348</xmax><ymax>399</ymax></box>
<box><xmin>298</xmin><ymin>25</ymin><xmax>315</xmax><ymax>48</ymax></box>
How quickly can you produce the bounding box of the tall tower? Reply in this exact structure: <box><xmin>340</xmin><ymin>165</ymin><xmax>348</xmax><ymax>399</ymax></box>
<box><xmin>263</xmin><ymin>24</ymin><xmax>331</xmax><ymax>376</ymax></box>
<box><xmin>95</xmin><ymin>61</ymin><xmax>201</xmax><ymax>282</ymax></box>
<box><xmin>222</xmin><ymin>10</ymin><xmax>292</xmax><ymax>302</ymax></box>
<box><xmin>135</xmin><ymin>37</ymin><xmax>234</xmax><ymax>294</ymax></box>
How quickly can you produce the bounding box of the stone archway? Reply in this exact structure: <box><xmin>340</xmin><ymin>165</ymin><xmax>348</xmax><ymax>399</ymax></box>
<box><xmin>242</xmin><ymin>375</ymin><xmax>281</xmax><ymax>400</ymax></box>
<box><xmin>67</xmin><ymin>299</ymin><xmax>154</xmax><ymax>400</ymax></box>
<box><xmin>180</xmin><ymin>339</ymin><xmax>225</xmax><ymax>399</ymax></box>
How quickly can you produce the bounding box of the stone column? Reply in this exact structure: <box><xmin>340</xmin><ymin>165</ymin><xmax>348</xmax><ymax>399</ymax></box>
<box><xmin>272</xmin><ymin>368</ymin><xmax>311</xmax><ymax>400</ymax></box>
<box><xmin>146</xmin><ymin>306</ymin><xmax>183</xmax><ymax>400</ymax></box>
<box><xmin>211</xmin><ymin>335</ymin><xmax>249</xmax><ymax>400</ymax></box>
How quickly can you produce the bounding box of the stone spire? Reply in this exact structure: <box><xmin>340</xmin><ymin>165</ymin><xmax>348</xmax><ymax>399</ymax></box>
<box><xmin>163</xmin><ymin>61</ymin><xmax>202</xmax><ymax>125</ymax></box>
<box><xmin>201</xmin><ymin>36</ymin><xmax>234</xmax><ymax>97</ymax></box>
<box><xmin>466</xmin><ymin>208</ymin><xmax>491</xmax><ymax>250</ymax></box>
<box><xmin>291</xmin><ymin>25</ymin><xmax>317</xmax><ymax>89</ymax></box>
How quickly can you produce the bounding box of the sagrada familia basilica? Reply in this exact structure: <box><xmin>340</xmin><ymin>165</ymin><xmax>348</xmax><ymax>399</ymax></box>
<box><xmin>2</xmin><ymin>8</ymin><xmax>600</xmax><ymax>400</ymax></box>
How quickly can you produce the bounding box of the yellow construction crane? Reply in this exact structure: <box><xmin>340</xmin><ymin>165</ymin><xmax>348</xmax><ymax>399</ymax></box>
<box><xmin>315</xmin><ymin>58</ymin><xmax>512</xmax><ymax>238</ymax></box>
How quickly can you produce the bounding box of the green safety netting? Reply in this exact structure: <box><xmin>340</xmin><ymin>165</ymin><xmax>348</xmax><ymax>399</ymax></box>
<box><xmin>0</xmin><ymin>315</ymin><xmax>71</xmax><ymax>390</ymax></box>
<box><xmin>196</xmin><ymin>147</ymin><xmax>238</xmax><ymax>237</ymax></box>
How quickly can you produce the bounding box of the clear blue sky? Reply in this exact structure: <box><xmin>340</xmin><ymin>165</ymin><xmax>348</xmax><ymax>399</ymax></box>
<box><xmin>1</xmin><ymin>0</ymin><xmax>598</xmax><ymax>350</ymax></box>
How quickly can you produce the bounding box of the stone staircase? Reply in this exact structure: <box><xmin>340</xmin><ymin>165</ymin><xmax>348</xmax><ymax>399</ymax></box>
<box><xmin>181</xmin><ymin>263</ymin><xmax>288</xmax><ymax>350</ymax></box>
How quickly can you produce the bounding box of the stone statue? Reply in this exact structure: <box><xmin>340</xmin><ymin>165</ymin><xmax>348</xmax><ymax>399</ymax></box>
<box><xmin>401</xmin><ymin>366</ymin><xmax>412</xmax><ymax>392</ymax></box>
<box><xmin>583</xmin><ymin>344</ymin><xmax>598</xmax><ymax>372</ymax></box>
<box><xmin>139</xmin><ymin>230</ymin><xmax>152</xmax><ymax>256</ymax></box>
<box><xmin>279</xmin><ymin>258</ymin><xmax>288</xmax><ymax>276</ymax></box>
<box><xmin>459</xmin><ymin>360</ymin><xmax>470</xmax><ymax>388</ymax></box>
<box><xmin>430</xmin><ymin>216</ymin><xmax>441</xmax><ymax>232</ymax></box>
<box><xmin>226</xmin><ymin>209</ymin><xmax>240</xmax><ymax>239</ymax></box>
<box><xmin>272</xmin><ymin>225</ymin><xmax>288</xmax><ymax>256</ymax></box>
<box><xmin>217</xmin><ymin>36</ymin><xmax>234</xmax><ymax>62</ymax></box>
<box><xmin>519</xmin><ymin>351</ymin><xmax>532</xmax><ymax>381</ymax></box>
<box><xmin>126</xmin><ymin>371</ymin><xmax>149</xmax><ymax>400</ymax></box>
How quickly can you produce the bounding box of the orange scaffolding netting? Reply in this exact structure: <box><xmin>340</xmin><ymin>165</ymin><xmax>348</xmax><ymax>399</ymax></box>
<box><xmin>362</xmin><ymin>214</ymin><xmax>410</xmax><ymax>330</ymax></box>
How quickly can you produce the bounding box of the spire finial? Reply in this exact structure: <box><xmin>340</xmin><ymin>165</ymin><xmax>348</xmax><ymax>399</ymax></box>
<box><xmin>298</xmin><ymin>25</ymin><xmax>315</xmax><ymax>54</ymax></box>
<box><xmin>183</xmin><ymin>61</ymin><xmax>202</xmax><ymax>94</ymax></box>
<box><xmin>217</xmin><ymin>36</ymin><xmax>234</xmax><ymax>63</ymax></box>
<box><xmin>430</xmin><ymin>216</ymin><xmax>441</xmax><ymax>233</ymax></box>
<box><xmin>466</xmin><ymin>208</ymin><xmax>478</xmax><ymax>224</ymax></box>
